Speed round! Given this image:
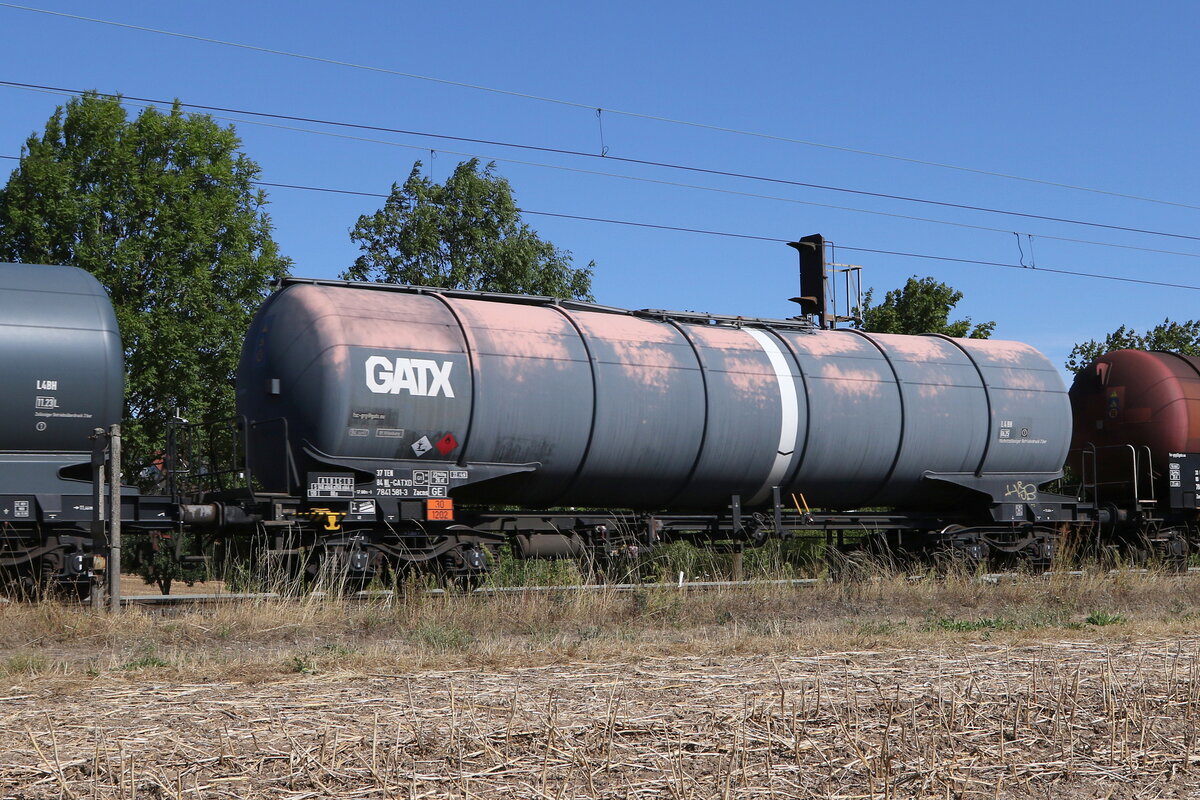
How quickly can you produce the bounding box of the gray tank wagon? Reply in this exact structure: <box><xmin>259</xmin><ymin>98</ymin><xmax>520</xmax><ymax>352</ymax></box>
<box><xmin>238</xmin><ymin>280</ymin><xmax>1071</xmax><ymax>519</ymax></box>
<box><xmin>0</xmin><ymin>263</ymin><xmax>176</xmax><ymax>596</ymax></box>
<box><xmin>0</xmin><ymin>262</ymin><xmax>123</xmax><ymax>471</ymax></box>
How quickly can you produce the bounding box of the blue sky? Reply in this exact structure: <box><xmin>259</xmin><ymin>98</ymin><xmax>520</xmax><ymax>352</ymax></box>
<box><xmin>1</xmin><ymin>1</ymin><xmax>1197</xmax><ymax>377</ymax></box>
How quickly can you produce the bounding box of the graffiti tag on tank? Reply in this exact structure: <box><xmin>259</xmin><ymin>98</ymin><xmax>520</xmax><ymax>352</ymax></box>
<box><xmin>1004</xmin><ymin>481</ymin><xmax>1038</xmax><ymax>502</ymax></box>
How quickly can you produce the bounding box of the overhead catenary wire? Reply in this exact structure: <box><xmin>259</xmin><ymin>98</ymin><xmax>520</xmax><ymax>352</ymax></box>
<box><xmin>832</xmin><ymin>245</ymin><xmax>1200</xmax><ymax>292</ymax></box>
<box><xmin>3</xmin><ymin>80</ymin><xmax>1200</xmax><ymax>249</ymax></box>
<box><xmin>8</xmin><ymin>88</ymin><xmax>1200</xmax><ymax>266</ymax></box>
<box><xmin>2</xmin><ymin>1</ymin><xmax>1197</xmax><ymax>214</ymax></box>
<box><xmin>194</xmin><ymin>182</ymin><xmax>1200</xmax><ymax>290</ymax></box>
<box><xmin>4</xmin><ymin>91</ymin><xmax>1200</xmax><ymax>288</ymax></box>
<box><xmin>2</xmin><ymin>153</ymin><xmax>1193</xmax><ymax>291</ymax></box>
<box><xmin>127</xmin><ymin>120</ymin><xmax>1200</xmax><ymax>261</ymax></box>
<box><xmin>244</xmin><ymin>190</ymin><xmax>1200</xmax><ymax>290</ymax></box>
<box><xmin>7</xmin><ymin>128</ymin><xmax>1200</xmax><ymax>264</ymax></box>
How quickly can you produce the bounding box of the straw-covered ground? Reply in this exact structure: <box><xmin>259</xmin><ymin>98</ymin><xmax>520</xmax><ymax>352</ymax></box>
<box><xmin>3</xmin><ymin>568</ymin><xmax>1200</xmax><ymax>798</ymax></box>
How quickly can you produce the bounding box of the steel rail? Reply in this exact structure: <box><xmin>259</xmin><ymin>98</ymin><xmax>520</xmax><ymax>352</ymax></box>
<box><xmin>115</xmin><ymin>567</ymin><xmax>1200</xmax><ymax>606</ymax></box>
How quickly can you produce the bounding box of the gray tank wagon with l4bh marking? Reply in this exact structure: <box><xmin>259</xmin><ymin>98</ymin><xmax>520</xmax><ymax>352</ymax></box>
<box><xmin>237</xmin><ymin>279</ymin><xmax>1071</xmax><ymax>517</ymax></box>
<box><xmin>0</xmin><ymin>262</ymin><xmax>131</xmax><ymax>596</ymax></box>
<box><xmin>0</xmin><ymin>262</ymin><xmax>123</xmax><ymax>497</ymax></box>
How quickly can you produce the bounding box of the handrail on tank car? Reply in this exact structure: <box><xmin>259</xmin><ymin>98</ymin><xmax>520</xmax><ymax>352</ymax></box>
<box><xmin>166</xmin><ymin>415</ymin><xmax>299</xmax><ymax>503</ymax></box>
<box><xmin>242</xmin><ymin>416</ymin><xmax>300</xmax><ymax>501</ymax></box>
<box><xmin>277</xmin><ymin>276</ymin><xmax>630</xmax><ymax>313</ymax></box>
<box><xmin>632</xmin><ymin>308</ymin><xmax>816</xmax><ymax>331</ymax></box>
<box><xmin>1069</xmin><ymin>444</ymin><xmax>1100</xmax><ymax>508</ymax></box>
<box><xmin>1068</xmin><ymin>443</ymin><xmax>1158</xmax><ymax>508</ymax></box>
<box><xmin>1137</xmin><ymin>445</ymin><xmax>1156</xmax><ymax>504</ymax></box>
<box><xmin>165</xmin><ymin>415</ymin><xmax>243</xmax><ymax>498</ymax></box>
<box><xmin>163</xmin><ymin>415</ymin><xmax>261</xmax><ymax>500</ymax></box>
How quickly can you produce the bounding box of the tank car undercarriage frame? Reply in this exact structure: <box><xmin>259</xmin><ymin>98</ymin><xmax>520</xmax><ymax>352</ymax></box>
<box><xmin>0</xmin><ymin>525</ymin><xmax>99</xmax><ymax>599</ymax></box>
<box><xmin>158</xmin><ymin>413</ymin><xmax>1199</xmax><ymax>595</ymax></box>
<box><xmin>0</xmin><ymin>489</ymin><xmax>177</xmax><ymax>600</ymax></box>
<box><xmin>174</xmin><ymin>478</ymin><xmax>1165</xmax><ymax>592</ymax></box>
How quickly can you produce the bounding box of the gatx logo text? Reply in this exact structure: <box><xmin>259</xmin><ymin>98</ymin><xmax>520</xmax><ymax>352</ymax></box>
<box><xmin>365</xmin><ymin>356</ymin><xmax>455</xmax><ymax>398</ymax></box>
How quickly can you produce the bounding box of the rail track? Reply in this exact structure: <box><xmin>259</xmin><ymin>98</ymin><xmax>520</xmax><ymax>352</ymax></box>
<box><xmin>107</xmin><ymin>567</ymin><xmax>1200</xmax><ymax>607</ymax></box>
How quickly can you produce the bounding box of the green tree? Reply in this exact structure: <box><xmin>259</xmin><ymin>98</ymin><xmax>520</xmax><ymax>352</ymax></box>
<box><xmin>859</xmin><ymin>276</ymin><xmax>994</xmax><ymax>338</ymax></box>
<box><xmin>0</xmin><ymin>92</ymin><xmax>290</xmax><ymax>473</ymax></box>
<box><xmin>343</xmin><ymin>158</ymin><xmax>594</xmax><ymax>299</ymax></box>
<box><xmin>1065</xmin><ymin>319</ymin><xmax>1200</xmax><ymax>373</ymax></box>
<box><xmin>132</xmin><ymin>531</ymin><xmax>206</xmax><ymax>595</ymax></box>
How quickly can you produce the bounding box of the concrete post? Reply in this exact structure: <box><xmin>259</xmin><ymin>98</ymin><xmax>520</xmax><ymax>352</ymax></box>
<box><xmin>90</xmin><ymin>428</ymin><xmax>107</xmax><ymax>612</ymax></box>
<box><xmin>108</xmin><ymin>425</ymin><xmax>121</xmax><ymax>613</ymax></box>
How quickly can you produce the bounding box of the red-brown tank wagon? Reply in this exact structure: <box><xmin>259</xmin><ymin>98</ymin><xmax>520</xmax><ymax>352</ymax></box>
<box><xmin>1068</xmin><ymin>349</ymin><xmax>1200</xmax><ymax>558</ymax></box>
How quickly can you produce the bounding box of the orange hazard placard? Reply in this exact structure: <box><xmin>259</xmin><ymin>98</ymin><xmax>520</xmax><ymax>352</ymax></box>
<box><xmin>426</xmin><ymin>498</ymin><xmax>454</xmax><ymax>520</ymax></box>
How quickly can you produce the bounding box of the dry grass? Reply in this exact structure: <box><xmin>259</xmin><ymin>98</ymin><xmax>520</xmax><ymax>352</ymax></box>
<box><xmin>3</xmin><ymin>567</ymin><xmax>1200</xmax><ymax>797</ymax></box>
<box><xmin>5</xmin><ymin>566</ymin><xmax>1200</xmax><ymax>677</ymax></box>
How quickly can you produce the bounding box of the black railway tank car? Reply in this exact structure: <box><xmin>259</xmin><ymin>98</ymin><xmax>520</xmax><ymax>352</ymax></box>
<box><xmin>238</xmin><ymin>279</ymin><xmax>1071</xmax><ymax>516</ymax></box>
<box><xmin>6</xmin><ymin>260</ymin><xmax>1197</xmax><ymax>597</ymax></box>
<box><xmin>220</xmin><ymin>279</ymin><xmax>1086</xmax><ymax>580</ymax></box>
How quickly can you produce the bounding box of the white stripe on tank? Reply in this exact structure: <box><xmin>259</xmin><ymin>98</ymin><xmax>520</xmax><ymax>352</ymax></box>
<box><xmin>744</xmin><ymin>328</ymin><xmax>799</xmax><ymax>506</ymax></box>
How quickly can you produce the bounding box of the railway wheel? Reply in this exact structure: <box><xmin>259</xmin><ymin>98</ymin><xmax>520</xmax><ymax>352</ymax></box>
<box><xmin>437</xmin><ymin>544</ymin><xmax>489</xmax><ymax>592</ymax></box>
<box><xmin>931</xmin><ymin>526</ymin><xmax>988</xmax><ymax>575</ymax></box>
<box><xmin>306</xmin><ymin>539</ymin><xmax>378</xmax><ymax>595</ymax></box>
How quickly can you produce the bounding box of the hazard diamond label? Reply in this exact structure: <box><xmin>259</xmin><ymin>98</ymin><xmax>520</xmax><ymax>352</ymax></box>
<box><xmin>411</xmin><ymin>435</ymin><xmax>432</xmax><ymax>457</ymax></box>
<box><xmin>435</xmin><ymin>433</ymin><xmax>459</xmax><ymax>455</ymax></box>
